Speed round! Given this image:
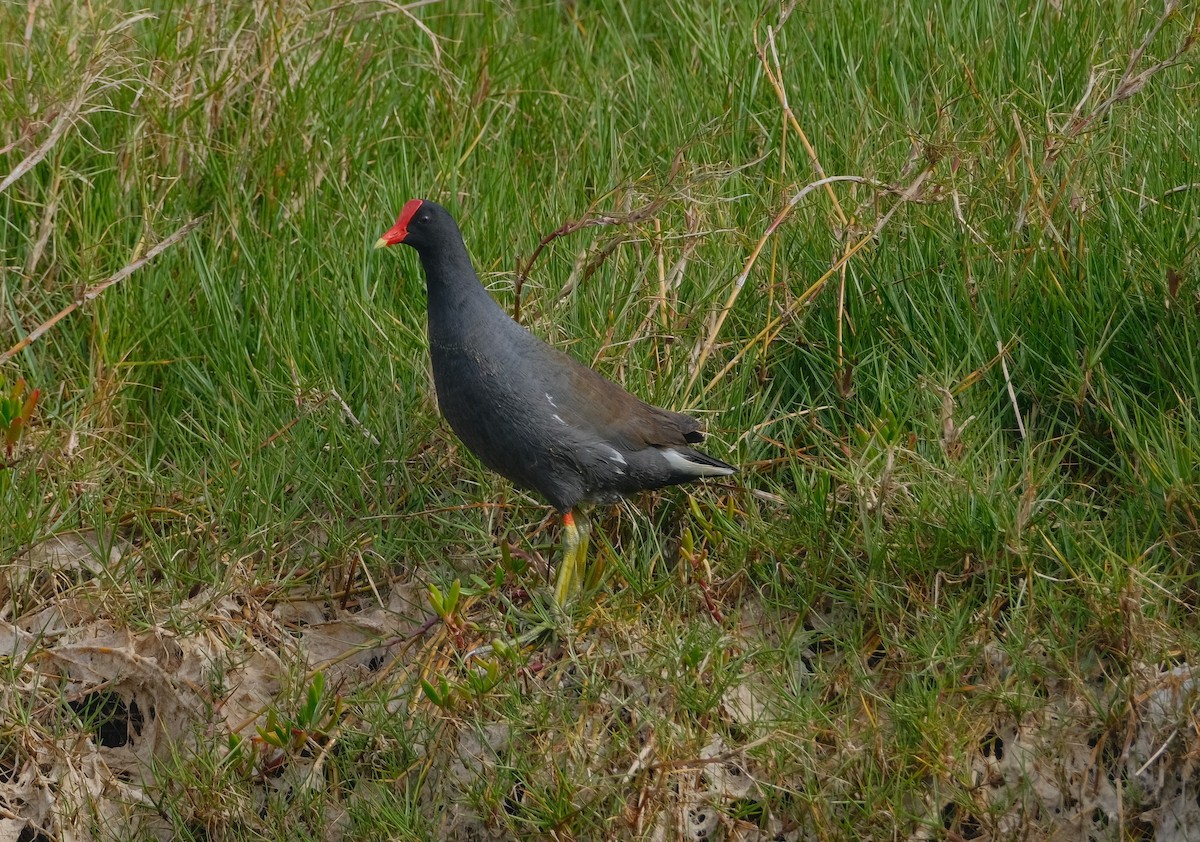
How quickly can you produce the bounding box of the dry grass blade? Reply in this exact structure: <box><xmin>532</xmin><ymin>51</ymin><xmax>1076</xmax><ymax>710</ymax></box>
<box><xmin>687</xmin><ymin>175</ymin><xmax>879</xmax><ymax>393</ymax></box>
<box><xmin>998</xmin><ymin>339</ymin><xmax>1027</xmax><ymax>440</ymax></box>
<box><xmin>512</xmin><ymin>197</ymin><xmax>665</xmax><ymax>322</ymax></box>
<box><xmin>755</xmin><ymin>21</ymin><xmax>848</xmax><ymax>227</ymax></box>
<box><xmin>1048</xmin><ymin>0</ymin><xmax>1198</xmax><ymax>162</ymax></box>
<box><xmin>687</xmin><ymin>12</ymin><xmax>887</xmax><ymax>396</ymax></box>
<box><xmin>0</xmin><ymin>217</ymin><xmax>206</xmax><ymax>366</ymax></box>
<box><xmin>701</xmin><ymin>167</ymin><xmax>934</xmax><ymax>395</ymax></box>
<box><xmin>1</xmin><ymin>9</ymin><xmax>152</xmax><ymax>195</ymax></box>
<box><xmin>0</xmin><ymin>85</ymin><xmax>92</xmax><ymax>196</ymax></box>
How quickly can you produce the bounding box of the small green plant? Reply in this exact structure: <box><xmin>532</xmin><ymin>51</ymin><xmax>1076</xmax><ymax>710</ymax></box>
<box><xmin>460</xmin><ymin>657</ymin><xmax>502</xmax><ymax>698</ymax></box>
<box><xmin>421</xmin><ymin>577</ymin><xmax>511</xmax><ymax>708</ymax></box>
<box><xmin>420</xmin><ymin>674</ymin><xmax>455</xmax><ymax>708</ymax></box>
<box><xmin>429</xmin><ymin>578</ymin><xmax>469</xmax><ymax>648</ymax></box>
<box><xmin>1</xmin><ymin>377</ymin><xmax>39</xmax><ymax>462</ymax></box>
<box><xmin>499</xmin><ymin>541</ymin><xmax>526</xmax><ymax>577</ymax></box>
<box><xmin>680</xmin><ymin>525</ymin><xmax>724</xmax><ymax>623</ymax></box>
<box><xmin>420</xmin><ymin>656</ymin><xmax>505</xmax><ymax>710</ymax></box>
<box><xmin>427</xmin><ymin>578</ymin><xmax>461</xmax><ymax>619</ymax></box>
<box><xmin>249</xmin><ymin>672</ymin><xmax>342</xmax><ymax>778</ymax></box>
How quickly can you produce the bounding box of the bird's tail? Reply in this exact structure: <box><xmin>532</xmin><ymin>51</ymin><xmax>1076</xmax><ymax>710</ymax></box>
<box><xmin>661</xmin><ymin>447</ymin><xmax>737</xmax><ymax>478</ymax></box>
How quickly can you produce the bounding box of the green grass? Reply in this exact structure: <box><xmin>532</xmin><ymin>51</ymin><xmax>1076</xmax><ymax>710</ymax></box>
<box><xmin>2</xmin><ymin>0</ymin><xmax>1199</xmax><ymax>839</ymax></box>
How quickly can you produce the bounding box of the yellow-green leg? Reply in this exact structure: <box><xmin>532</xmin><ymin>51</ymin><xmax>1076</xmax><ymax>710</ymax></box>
<box><xmin>576</xmin><ymin>514</ymin><xmax>591</xmax><ymax>590</ymax></box>
<box><xmin>553</xmin><ymin>510</ymin><xmax>591</xmax><ymax>605</ymax></box>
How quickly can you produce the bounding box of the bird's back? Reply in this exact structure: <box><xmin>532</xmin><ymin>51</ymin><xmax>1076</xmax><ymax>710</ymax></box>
<box><xmin>430</xmin><ymin>309</ymin><xmax>728</xmax><ymax>512</ymax></box>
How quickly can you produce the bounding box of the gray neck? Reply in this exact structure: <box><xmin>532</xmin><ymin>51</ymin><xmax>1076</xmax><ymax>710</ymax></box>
<box><xmin>419</xmin><ymin>244</ymin><xmax>512</xmax><ymax>347</ymax></box>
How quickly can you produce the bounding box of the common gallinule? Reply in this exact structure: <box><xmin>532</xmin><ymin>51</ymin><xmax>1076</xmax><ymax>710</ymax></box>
<box><xmin>376</xmin><ymin>199</ymin><xmax>735</xmax><ymax>603</ymax></box>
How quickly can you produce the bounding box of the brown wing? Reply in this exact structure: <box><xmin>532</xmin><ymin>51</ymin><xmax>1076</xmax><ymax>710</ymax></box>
<box><xmin>546</xmin><ymin>346</ymin><xmax>705</xmax><ymax>450</ymax></box>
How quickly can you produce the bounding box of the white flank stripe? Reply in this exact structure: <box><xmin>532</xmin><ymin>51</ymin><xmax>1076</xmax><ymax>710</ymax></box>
<box><xmin>603</xmin><ymin>445</ymin><xmax>628</xmax><ymax>466</ymax></box>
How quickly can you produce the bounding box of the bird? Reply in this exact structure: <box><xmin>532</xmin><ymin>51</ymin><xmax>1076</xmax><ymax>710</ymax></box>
<box><xmin>376</xmin><ymin>199</ymin><xmax>735</xmax><ymax>604</ymax></box>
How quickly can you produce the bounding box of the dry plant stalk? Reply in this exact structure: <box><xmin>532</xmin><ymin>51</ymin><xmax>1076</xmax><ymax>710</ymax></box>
<box><xmin>512</xmin><ymin>197</ymin><xmax>667</xmax><ymax>323</ymax></box>
<box><xmin>686</xmin><ymin>175</ymin><xmax>882</xmax><ymax>393</ymax></box>
<box><xmin>0</xmin><ymin>218</ymin><xmax>206</xmax><ymax>366</ymax></box>
<box><xmin>686</xmin><ymin>11</ymin><xmax>877</xmax><ymax>396</ymax></box>
<box><xmin>698</xmin><ymin>167</ymin><xmax>935</xmax><ymax>396</ymax></box>
<box><xmin>1048</xmin><ymin>0</ymin><xmax>1197</xmax><ymax>164</ymax></box>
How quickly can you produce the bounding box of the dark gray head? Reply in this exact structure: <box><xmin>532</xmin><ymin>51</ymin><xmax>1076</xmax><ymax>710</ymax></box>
<box><xmin>374</xmin><ymin>199</ymin><xmax>462</xmax><ymax>258</ymax></box>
